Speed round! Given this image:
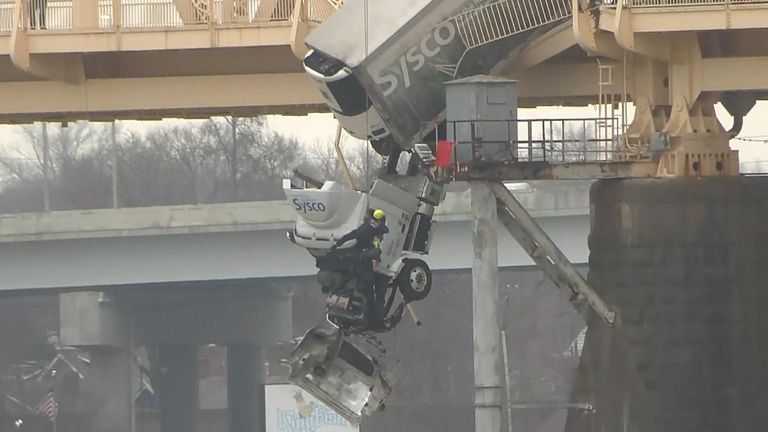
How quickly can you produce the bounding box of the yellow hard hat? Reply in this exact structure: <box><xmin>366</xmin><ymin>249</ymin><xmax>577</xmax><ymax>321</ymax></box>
<box><xmin>373</xmin><ymin>209</ymin><xmax>385</xmax><ymax>220</ymax></box>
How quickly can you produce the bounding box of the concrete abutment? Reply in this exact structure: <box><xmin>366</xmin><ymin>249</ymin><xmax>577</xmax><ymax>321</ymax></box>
<box><xmin>567</xmin><ymin>176</ymin><xmax>768</xmax><ymax>432</ymax></box>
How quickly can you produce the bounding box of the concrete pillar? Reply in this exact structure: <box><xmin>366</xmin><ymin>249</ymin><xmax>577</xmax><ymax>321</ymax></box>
<box><xmin>157</xmin><ymin>345</ymin><xmax>199</xmax><ymax>432</ymax></box>
<box><xmin>471</xmin><ymin>181</ymin><xmax>503</xmax><ymax>432</ymax></box>
<box><xmin>59</xmin><ymin>291</ymin><xmax>134</xmax><ymax>432</ymax></box>
<box><xmin>568</xmin><ymin>177</ymin><xmax>768</xmax><ymax>432</ymax></box>
<box><xmin>227</xmin><ymin>344</ymin><xmax>266</xmax><ymax>432</ymax></box>
<box><xmin>84</xmin><ymin>349</ymin><xmax>134</xmax><ymax>432</ymax></box>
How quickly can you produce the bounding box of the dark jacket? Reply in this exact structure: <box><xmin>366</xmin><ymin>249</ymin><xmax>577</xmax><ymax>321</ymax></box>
<box><xmin>337</xmin><ymin>218</ymin><xmax>387</xmax><ymax>250</ymax></box>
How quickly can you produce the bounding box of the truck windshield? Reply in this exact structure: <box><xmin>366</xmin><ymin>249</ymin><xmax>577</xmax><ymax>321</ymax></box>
<box><xmin>326</xmin><ymin>75</ymin><xmax>371</xmax><ymax>116</ymax></box>
<box><xmin>306</xmin><ymin>0</ymin><xmax>571</xmax><ymax>146</ymax></box>
<box><xmin>305</xmin><ymin>51</ymin><xmax>371</xmax><ymax>117</ymax></box>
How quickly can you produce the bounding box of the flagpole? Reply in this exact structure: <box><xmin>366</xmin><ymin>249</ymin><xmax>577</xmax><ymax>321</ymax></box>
<box><xmin>35</xmin><ymin>388</ymin><xmax>58</xmax><ymax>430</ymax></box>
<box><xmin>50</xmin><ymin>389</ymin><xmax>58</xmax><ymax>432</ymax></box>
<box><xmin>52</xmin><ymin>390</ymin><xmax>57</xmax><ymax>432</ymax></box>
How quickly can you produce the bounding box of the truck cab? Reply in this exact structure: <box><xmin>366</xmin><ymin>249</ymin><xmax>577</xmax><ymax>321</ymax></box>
<box><xmin>285</xmin><ymin>176</ymin><xmax>442</xmax><ymax>283</ymax></box>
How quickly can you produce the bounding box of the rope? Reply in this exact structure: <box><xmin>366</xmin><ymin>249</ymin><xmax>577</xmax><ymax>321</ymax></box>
<box><xmin>733</xmin><ymin>136</ymin><xmax>768</xmax><ymax>143</ymax></box>
<box><xmin>363</xmin><ymin>0</ymin><xmax>371</xmax><ymax>189</ymax></box>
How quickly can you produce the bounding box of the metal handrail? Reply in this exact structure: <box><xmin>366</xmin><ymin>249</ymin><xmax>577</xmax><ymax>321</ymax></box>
<box><xmin>608</xmin><ymin>0</ymin><xmax>768</xmax><ymax>7</ymax></box>
<box><xmin>0</xmin><ymin>0</ymin><xmax>14</xmax><ymax>31</ymax></box>
<box><xmin>0</xmin><ymin>0</ymin><xmax>338</xmax><ymax>32</ymax></box>
<box><xmin>451</xmin><ymin>0</ymin><xmax>571</xmax><ymax>50</ymax></box>
<box><xmin>445</xmin><ymin>118</ymin><xmax>624</xmax><ymax>167</ymax></box>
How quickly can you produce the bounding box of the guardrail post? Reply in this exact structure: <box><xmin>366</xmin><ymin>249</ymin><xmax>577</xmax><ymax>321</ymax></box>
<box><xmin>222</xmin><ymin>0</ymin><xmax>233</xmax><ymax>23</ymax></box>
<box><xmin>13</xmin><ymin>0</ymin><xmax>26</xmax><ymax>31</ymax></box>
<box><xmin>527</xmin><ymin>121</ymin><xmax>533</xmax><ymax>161</ymax></box>
<box><xmin>289</xmin><ymin>0</ymin><xmax>310</xmax><ymax>58</ymax></box>
<box><xmin>208</xmin><ymin>0</ymin><xmax>216</xmax><ymax>46</ymax></box>
<box><xmin>471</xmin><ymin>122</ymin><xmax>479</xmax><ymax>161</ymax></box>
<box><xmin>112</xmin><ymin>0</ymin><xmax>120</xmax><ymax>33</ymax></box>
<box><xmin>10</xmin><ymin>0</ymin><xmax>31</xmax><ymax>71</ymax></box>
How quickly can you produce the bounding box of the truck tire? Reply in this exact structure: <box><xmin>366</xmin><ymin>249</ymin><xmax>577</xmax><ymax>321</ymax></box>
<box><xmin>398</xmin><ymin>259</ymin><xmax>432</xmax><ymax>301</ymax></box>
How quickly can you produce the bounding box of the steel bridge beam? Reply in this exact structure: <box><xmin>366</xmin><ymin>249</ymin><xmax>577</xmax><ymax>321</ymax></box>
<box><xmin>0</xmin><ymin>72</ymin><xmax>326</xmax><ymax>122</ymax></box>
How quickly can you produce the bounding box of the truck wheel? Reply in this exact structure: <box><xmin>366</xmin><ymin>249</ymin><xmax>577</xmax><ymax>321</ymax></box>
<box><xmin>398</xmin><ymin>259</ymin><xmax>432</xmax><ymax>301</ymax></box>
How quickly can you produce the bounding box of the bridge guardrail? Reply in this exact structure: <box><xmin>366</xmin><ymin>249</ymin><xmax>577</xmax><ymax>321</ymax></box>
<box><xmin>605</xmin><ymin>0</ymin><xmax>768</xmax><ymax>7</ymax></box>
<box><xmin>0</xmin><ymin>0</ymin><xmax>338</xmax><ymax>32</ymax></box>
<box><xmin>446</xmin><ymin>117</ymin><xmax>624</xmax><ymax>166</ymax></box>
<box><xmin>0</xmin><ymin>0</ymin><xmax>12</xmax><ymax>31</ymax></box>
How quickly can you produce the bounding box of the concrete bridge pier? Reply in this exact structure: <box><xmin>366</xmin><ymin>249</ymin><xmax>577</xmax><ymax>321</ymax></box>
<box><xmin>568</xmin><ymin>176</ymin><xmax>768</xmax><ymax>432</ymax></box>
<box><xmin>134</xmin><ymin>285</ymin><xmax>292</xmax><ymax>432</ymax></box>
<box><xmin>156</xmin><ymin>344</ymin><xmax>200</xmax><ymax>432</ymax></box>
<box><xmin>59</xmin><ymin>284</ymin><xmax>291</xmax><ymax>432</ymax></box>
<box><xmin>470</xmin><ymin>182</ymin><xmax>504</xmax><ymax>432</ymax></box>
<box><xmin>227</xmin><ymin>344</ymin><xmax>266</xmax><ymax>432</ymax></box>
<box><xmin>59</xmin><ymin>291</ymin><xmax>135</xmax><ymax>432</ymax></box>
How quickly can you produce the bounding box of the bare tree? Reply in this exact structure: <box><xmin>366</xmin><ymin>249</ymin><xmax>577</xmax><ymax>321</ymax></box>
<box><xmin>147</xmin><ymin>126</ymin><xmax>220</xmax><ymax>204</ymax></box>
<box><xmin>0</xmin><ymin>122</ymin><xmax>113</xmax><ymax>211</ymax></box>
<box><xmin>302</xmin><ymin>138</ymin><xmax>346</xmax><ymax>183</ymax></box>
<box><xmin>531</xmin><ymin>122</ymin><xmax>607</xmax><ymax>163</ymax></box>
<box><xmin>301</xmin><ymin>135</ymin><xmax>384</xmax><ymax>189</ymax></box>
<box><xmin>0</xmin><ymin>117</ymin><xmax>349</xmax><ymax>212</ymax></box>
<box><xmin>202</xmin><ymin>116</ymin><xmax>269</xmax><ymax>201</ymax></box>
<box><xmin>347</xmin><ymin>142</ymin><xmax>384</xmax><ymax>189</ymax></box>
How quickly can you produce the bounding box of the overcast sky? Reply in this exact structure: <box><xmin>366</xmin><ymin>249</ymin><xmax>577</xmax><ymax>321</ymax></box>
<box><xmin>1</xmin><ymin>102</ymin><xmax>767</xmax><ymax>166</ymax></box>
<box><xmin>266</xmin><ymin>102</ymin><xmax>768</xmax><ymax>166</ymax></box>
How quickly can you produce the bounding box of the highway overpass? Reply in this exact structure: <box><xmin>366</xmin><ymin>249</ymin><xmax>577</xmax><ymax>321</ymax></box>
<box><xmin>0</xmin><ymin>180</ymin><xmax>592</xmax><ymax>291</ymax></box>
<box><xmin>0</xmin><ymin>180</ymin><xmax>592</xmax><ymax>432</ymax></box>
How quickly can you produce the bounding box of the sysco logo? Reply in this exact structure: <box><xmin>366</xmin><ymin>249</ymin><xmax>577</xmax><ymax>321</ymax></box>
<box><xmin>293</xmin><ymin>199</ymin><xmax>327</xmax><ymax>213</ymax></box>
<box><xmin>373</xmin><ymin>21</ymin><xmax>458</xmax><ymax>97</ymax></box>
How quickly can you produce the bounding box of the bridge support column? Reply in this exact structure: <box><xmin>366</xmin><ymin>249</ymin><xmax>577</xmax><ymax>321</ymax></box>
<box><xmin>471</xmin><ymin>182</ymin><xmax>503</xmax><ymax>432</ymax></box>
<box><xmin>59</xmin><ymin>291</ymin><xmax>134</xmax><ymax>432</ymax></box>
<box><xmin>227</xmin><ymin>344</ymin><xmax>266</xmax><ymax>432</ymax></box>
<box><xmin>567</xmin><ymin>177</ymin><xmax>768</xmax><ymax>432</ymax></box>
<box><xmin>83</xmin><ymin>349</ymin><xmax>135</xmax><ymax>432</ymax></box>
<box><xmin>157</xmin><ymin>345</ymin><xmax>199</xmax><ymax>432</ymax></box>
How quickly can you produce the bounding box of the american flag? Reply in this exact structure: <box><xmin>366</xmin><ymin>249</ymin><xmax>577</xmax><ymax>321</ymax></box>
<box><xmin>34</xmin><ymin>391</ymin><xmax>58</xmax><ymax>422</ymax></box>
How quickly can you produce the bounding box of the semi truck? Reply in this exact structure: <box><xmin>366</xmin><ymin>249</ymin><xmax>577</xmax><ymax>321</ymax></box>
<box><xmin>287</xmin><ymin>0</ymin><xmax>575</xmax><ymax>423</ymax></box>
<box><xmin>302</xmin><ymin>0</ymin><xmax>571</xmax><ymax>155</ymax></box>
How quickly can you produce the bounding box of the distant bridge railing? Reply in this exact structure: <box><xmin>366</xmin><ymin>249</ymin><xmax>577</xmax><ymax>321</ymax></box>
<box><xmin>603</xmin><ymin>0</ymin><xmax>768</xmax><ymax>7</ymax></box>
<box><xmin>0</xmin><ymin>0</ymin><xmax>339</xmax><ymax>32</ymax></box>
<box><xmin>0</xmin><ymin>1</ymin><xmax>11</xmax><ymax>30</ymax></box>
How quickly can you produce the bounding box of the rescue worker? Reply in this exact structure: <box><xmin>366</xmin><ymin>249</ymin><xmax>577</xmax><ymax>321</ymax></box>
<box><xmin>369</xmin><ymin>235</ymin><xmax>390</xmax><ymax>329</ymax></box>
<box><xmin>333</xmin><ymin>208</ymin><xmax>388</xmax><ymax>251</ymax></box>
<box><xmin>363</xmin><ymin>207</ymin><xmax>389</xmax><ymax>233</ymax></box>
<box><xmin>333</xmin><ymin>208</ymin><xmax>388</xmax><ymax>327</ymax></box>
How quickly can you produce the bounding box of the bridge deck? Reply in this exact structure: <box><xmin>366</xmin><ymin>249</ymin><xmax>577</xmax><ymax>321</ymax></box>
<box><xmin>0</xmin><ymin>0</ymin><xmax>766</xmax><ymax>121</ymax></box>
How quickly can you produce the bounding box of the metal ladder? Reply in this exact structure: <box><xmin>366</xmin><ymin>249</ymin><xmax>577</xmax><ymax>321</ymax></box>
<box><xmin>596</xmin><ymin>60</ymin><xmax>618</xmax><ymax>161</ymax></box>
<box><xmin>488</xmin><ymin>181</ymin><xmax>616</xmax><ymax>325</ymax></box>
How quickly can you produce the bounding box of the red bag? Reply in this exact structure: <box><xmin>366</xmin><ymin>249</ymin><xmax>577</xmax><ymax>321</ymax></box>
<box><xmin>435</xmin><ymin>140</ymin><xmax>454</xmax><ymax>168</ymax></box>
